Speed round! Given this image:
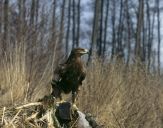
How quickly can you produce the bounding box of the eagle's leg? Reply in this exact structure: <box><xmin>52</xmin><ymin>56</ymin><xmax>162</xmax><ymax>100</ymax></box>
<box><xmin>72</xmin><ymin>91</ymin><xmax>79</xmax><ymax>111</ymax></box>
<box><xmin>72</xmin><ymin>91</ymin><xmax>77</xmax><ymax>104</ymax></box>
<box><xmin>51</xmin><ymin>89</ymin><xmax>65</xmax><ymax>103</ymax></box>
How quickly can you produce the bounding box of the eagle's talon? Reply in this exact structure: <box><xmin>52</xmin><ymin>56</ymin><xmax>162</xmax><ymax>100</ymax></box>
<box><xmin>60</xmin><ymin>100</ymin><xmax>66</xmax><ymax>103</ymax></box>
<box><xmin>57</xmin><ymin>100</ymin><xmax>66</xmax><ymax>104</ymax></box>
<box><xmin>72</xmin><ymin>104</ymin><xmax>78</xmax><ymax>111</ymax></box>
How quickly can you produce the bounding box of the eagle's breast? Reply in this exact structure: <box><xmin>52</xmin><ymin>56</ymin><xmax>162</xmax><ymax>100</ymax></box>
<box><xmin>59</xmin><ymin>59</ymin><xmax>85</xmax><ymax>93</ymax></box>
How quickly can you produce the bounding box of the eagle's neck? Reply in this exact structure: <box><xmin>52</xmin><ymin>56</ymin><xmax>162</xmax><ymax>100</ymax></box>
<box><xmin>66</xmin><ymin>54</ymin><xmax>81</xmax><ymax>64</ymax></box>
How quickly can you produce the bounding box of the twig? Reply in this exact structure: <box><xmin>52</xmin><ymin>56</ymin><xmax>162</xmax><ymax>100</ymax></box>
<box><xmin>16</xmin><ymin>102</ymin><xmax>42</xmax><ymax>109</ymax></box>
<box><xmin>26</xmin><ymin>112</ymin><xmax>39</xmax><ymax>121</ymax></box>
<box><xmin>11</xmin><ymin>123</ymin><xmax>16</xmax><ymax>128</ymax></box>
<box><xmin>24</xmin><ymin>82</ymin><xmax>30</xmax><ymax>102</ymax></box>
<box><xmin>112</xmin><ymin>111</ymin><xmax>122</xmax><ymax>128</ymax></box>
<box><xmin>47</xmin><ymin>109</ymin><xmax>54</xmax><ymax>128</ymax></box>
<box><xmin>1</xmin><ymin>107</ymin><xmax>6</xmax><ymax>125</ymax></box>
<box><xmin>39</xmin><ymin>113</ymin><xmax>48</xmax><ymax>121</ymax></box>
<box><xmin>70</xmin><ymin>117</ymin><xmax>79</xmax><ymax>128</ymax></box>
<box><xmin>4</xmin><ymin>118</ymin><xmax>8</xmax><ymax>125</ymax></box>
<box><xmin>10</xmin><ymin>109</ymin><xmax>22</xmax><ymax>124</ymax></box>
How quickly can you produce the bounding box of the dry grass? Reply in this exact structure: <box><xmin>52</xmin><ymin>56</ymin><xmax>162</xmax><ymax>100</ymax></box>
<box><xmin>0</xmin><ymin>49</ymin><xmax>163</xmax><ymax>127</ymax></box>
<box><xmin>79</xmin><ymin>59</ymin><xmax>163</xmax><ymax>128</ymax></box>
<box><xmin>0</xmin><ymin>45</ymin><xmax>53</xmax><ymax>107</ymax></box>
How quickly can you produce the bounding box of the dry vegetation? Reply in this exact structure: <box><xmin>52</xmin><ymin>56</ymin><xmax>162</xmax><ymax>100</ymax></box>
<box><xmin>0</xmin><ymin>46</ymin><xmax>54</xmax><ymax>107</ymax></box>
<box><xmin>78</xmin><ymin>59</ymin><xmax>163</xmax><ymax>128</ymax></box>
<box><xmin>1</xmin><ymin>0</ymin><xmax>163</xmax><ymax>127</ymax></box>
<box><xmin>0</xmin><ymin>48</ymin><xmax>163</xmax><ymax>128</ymax></box>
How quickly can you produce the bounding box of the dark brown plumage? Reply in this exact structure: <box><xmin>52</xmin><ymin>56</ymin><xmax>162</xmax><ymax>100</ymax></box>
<box><xmin>51</xmin><ymin>48</ymin><xmax>88</xmax><ymax>104</ymax></box>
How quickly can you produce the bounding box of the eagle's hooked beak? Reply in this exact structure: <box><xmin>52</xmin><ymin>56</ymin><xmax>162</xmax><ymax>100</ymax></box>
<box><xmin>82</xmin><ymin>49</ymin><xmax>89</xmax><ymax>54</ymax></box>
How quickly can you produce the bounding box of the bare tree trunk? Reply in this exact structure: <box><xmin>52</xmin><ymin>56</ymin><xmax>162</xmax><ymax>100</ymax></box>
<box><xmin>0</xmin><ymin>1</ymin><xmax>2</xmax><ymax>54</ymax></box>
<box><xmin>72</xmin><ymin>0</ymin><xmax>76</xmax><ymax>48</ymax></box>
<box><xmin>22</xmin><ymin>0</ymin><xmax>26</xmax><ymax>23</ymax></box>
<box><xmin>111</xmin><ymin>0</ymin><xmax>116</xmax><ymax>59</ymax></box>
<box><xmin>103</xmin><ymin>0</ymin><xmax>109</xmax><ymax>58</ymax></box>
<box><xmin>59</xmin><ymin>0</ymin><xmax>65</xmax><ymax>44</ymax></box>
<box><xmin>135</xmin><ymin>0</ymin><xmax>144</xmax><ymax>61</ymax></box>
<box><xmin>3</xmin><ymin>0</ymin><xmax>9</xmax><ymax>53</ymax></box>
<box><xmin>146</xmin><ymin>0</ymin><xmax>152</xmax><ymax>71</ymax></box>
<box><xmin>88</xmin><ymin>0</ymin><xmax>101</xmax><ymax>61</ymax></box>
<box><xmin>98</xmin><ymin>0</ymin><xmax>104</xmax><ymax>56</ymax></box>
<box><xmin>0</xmin><ymin>1</ymin><xmax>3</xmax><ymax>34</ymax></box>
<box><xmin>17</xmin><ymin>0</ymin><xmax>26</xmax><ymax>45</ymax></box>
<box><xmin>35</xmin><ymin>0</ymin><xmax>39</xmax><ymax>26</ymax></box>
<box><xmin>21</xmin><ymin>0</ymin><xmax>26</xmax><ymax>63</ymax></box>
<box><xmin>58</xmin><ymin>0</ymin><xmax>65</xmax><ymax>56</ymax></box>
<box><xmin>39</xmin><ymin>6</ymin><xmax>46</xmax><ymax>52</ymax></box>
<box><xmin>17</xmin><ymin>0</ymin><xmax>21</xmax><ymax>47</ymax></box>
<box><xmin>28</xmin><ymin>0</ymin><xmax>36</xmax><ymax>99</ymax></box>
<box><xmin>156</xmin><ymin>0</ymin><xmax>161</xmax><ymax>75</ymax></box>
<box><xmin>126</xmin><ymin>0</ymin><xmax>131</xmax><ymax>65</ymax></box>
<box><xmin>49</xmin><ymin>0</ymin><xmax>57</xmax><ymax>54</ymax></box>
<box><xmin>116</xmin><ymin>0</ymin><xmax>124</xmax><ymax>60</ymax></box>
<box><xmin>76</xmin><ymin>0</ymin><xmax>80</xmax><ymax>47</ymax></box>
<box><xmin>148</xmin><ymin>10</ymin><xmax>155</xmax><ymax>71</ymax></box>
<box><xmin>66</xmin><ymin>0</ymin><xmax>71</xmax><ymax>55</ymax></box>
<box><xmin>51</xmin><ymin>0</ymin><xmax>56</xmax><ymax>41</ymax></box>
<box><xmin>30</xmin><ymin>0</ymin><xmax>35</xmax><ymax>26</ymax></box>
<box><xmin>142</xmin><ymin>11</ymin><xmax>146</xmax><ymax>62</ymax></box>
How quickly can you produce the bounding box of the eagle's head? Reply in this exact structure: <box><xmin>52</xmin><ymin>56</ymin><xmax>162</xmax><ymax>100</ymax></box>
<box><xmin>70</xmin><ymin>48</ymin><xmax>89</xmax><ymax>57</ymax></box>
<box><xmin>66</xmin><ymin>48</ymin><xmax>89</xmax><ymax>63</ymax></box>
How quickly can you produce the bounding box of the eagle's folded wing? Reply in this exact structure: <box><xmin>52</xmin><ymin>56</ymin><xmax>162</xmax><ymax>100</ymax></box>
<box><xmin>52</xmin><ymin>64</ymin><xmax>67</xmax><ymax>82</ymax></box>
<box><xmin>79</xmin><ymin>71</ymin><xmax>86</xmax><ymax>85</ymax></box>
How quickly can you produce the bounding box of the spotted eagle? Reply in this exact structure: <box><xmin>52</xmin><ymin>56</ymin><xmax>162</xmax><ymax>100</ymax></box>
<box><xmin>51</xmin><ymin>48</ymin><xmax>88</xmax><ymax>104</ymax></box>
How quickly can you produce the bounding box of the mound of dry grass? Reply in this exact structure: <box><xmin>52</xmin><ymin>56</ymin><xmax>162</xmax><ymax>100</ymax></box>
<box><xmin>0</xmin><ymin>101</ymin><xmax>62</xmax><ymax>128</ymax></box>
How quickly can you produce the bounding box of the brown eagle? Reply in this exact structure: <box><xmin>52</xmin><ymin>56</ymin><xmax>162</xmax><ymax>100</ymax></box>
<box><xmin>51</xmin><ymin>48</ymin><xmax>88</xmax><ymax>104</ymax></box>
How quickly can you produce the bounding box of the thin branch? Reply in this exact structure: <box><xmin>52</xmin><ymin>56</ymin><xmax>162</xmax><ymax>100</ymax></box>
<box><xmin>16</xmin><ymin>102</ymin><xmax>42</xmax><ymax>109</ymax></box>
<box><xmin>112</xmin><ymin>111</ymin><xmax>122</xmax><ymax>128</ymax></box>
<box><xmin>1</xmin><ymin>107</ymin><xmax>6</xmax><ymax>125</ymax></box>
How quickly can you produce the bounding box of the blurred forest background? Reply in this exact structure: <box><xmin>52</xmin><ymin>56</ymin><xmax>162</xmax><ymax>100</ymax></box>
<box><xmin>1</xmin><ymin>0</ymin><xmax>163</xmax><ymax>127</ymax></box>
<box><xmin>0</xmin><ymin>0</ymin><xmax>163</xmax><ymax>71</ymax></box>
